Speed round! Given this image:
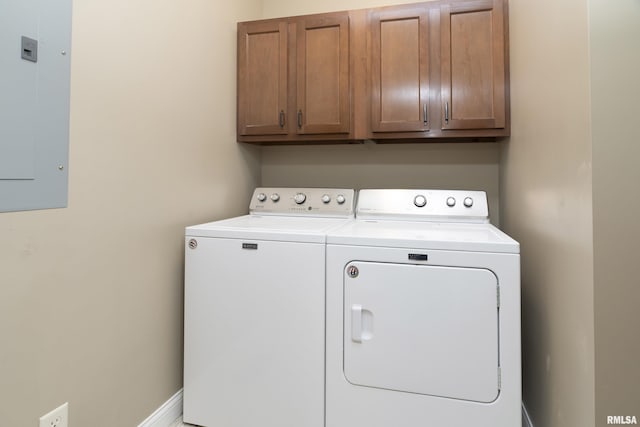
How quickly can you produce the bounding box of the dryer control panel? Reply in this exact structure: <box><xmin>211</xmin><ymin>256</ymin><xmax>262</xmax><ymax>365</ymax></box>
<box><xmin>250</xmin><ymin>187</ymin><xmax>355</xmax><ymax>218</ymax></box>
<box><xmin>356</xmin><ymin>189</ymin><xmax>489</xmax><ymax>223</ymax></box>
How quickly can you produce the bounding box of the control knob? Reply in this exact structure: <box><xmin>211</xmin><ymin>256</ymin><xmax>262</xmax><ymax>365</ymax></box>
<box><xmin>414</xmin><ymin>195</ymin><xmax>427</xmax><ymax>208</ymax></box>
<box><xmin>321</xmin><ymin>194</ymin><xmax>331</xmax><ymax>204</ymax></box>
<box><xmin>294</xmin><ymin>193</ymin><xmax>307</xmax><ymax>205</ymax></box>
<box><xmin>257</xmin><ymin>193</ymin><xmax>267</xmax><ymax>202</ymax></box>
<box><xmin>446</xmin><ymin>197</ymin><xmax>456</xmax><ymax>207</ymax></box>
<box><xmin>270</xmin><ymin>193</ymin><xmax>280</xmax><ymax>202</ymax></box>
<box><xmin>336</xmin><ymin>194</ymin><xmax>346</xmax><ymax>205</ymax></box>
<box><xmin>463</xmin><ymin>197</ymin><xmax>474</xmax><ymax>208</ymax></box>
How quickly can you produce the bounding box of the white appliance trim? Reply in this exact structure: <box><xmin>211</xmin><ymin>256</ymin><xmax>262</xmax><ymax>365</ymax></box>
<box><xmin>522</xmin><ymin>402</ymin><xmax>534</xmax><ymax>427</ymax></box>
<box><xmin>137</xmin><ymin>389</ymin><xmax>183</xmax><ymax>427</ymax></box>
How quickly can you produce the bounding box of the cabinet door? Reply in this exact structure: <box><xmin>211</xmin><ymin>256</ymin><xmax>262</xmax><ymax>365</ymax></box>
<box><xmin>296</xmin><ymin>14</ymin><xmax>350</xmax><ymax>135</ymax></box>
<box><xmin>370</xmin><ymin>6</ymin><xmax>430</xmax><ymax>133</ymax></box>
<box><xmin>237</xmin><ymin>21</ymin><xmax>288</xmax><ymax>136</ymax></box>
<box><xmin>441</xmin><ymin>0</ymin><xmax>506</xmax><ymax>130</ymax></box>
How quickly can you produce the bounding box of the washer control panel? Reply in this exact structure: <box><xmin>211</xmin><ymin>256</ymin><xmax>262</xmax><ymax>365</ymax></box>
<box><xmin>250</xmin><ymin>188</ymin><xmax>355</xmax><ymax>217</ymax></box>
<box><xmin>356</xmin><ymin>189</ymin><xmax>489</xmax><ymax>223</ymax></box>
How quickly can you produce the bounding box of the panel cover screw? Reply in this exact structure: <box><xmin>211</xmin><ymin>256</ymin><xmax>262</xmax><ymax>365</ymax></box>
<box><xmin>188</xmin><ymin>239</ymin><xmax>198</xmax><ymax>250</ymax></box>
<box><xmin>347</xmin><ymin>265</ymin><xmax>359</xmax><ymax>278</ymax></box>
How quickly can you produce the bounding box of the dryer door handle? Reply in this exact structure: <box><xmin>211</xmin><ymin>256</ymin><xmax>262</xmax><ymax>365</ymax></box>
<box><xmin>351</xmin><ymin>305</ymin><xmax>374</xmax><ymax>343</ymax></box>
<box><xmin>351</xmin><ymin>304</ymin><xmax>363</xmax><ymax>343</ymax></box>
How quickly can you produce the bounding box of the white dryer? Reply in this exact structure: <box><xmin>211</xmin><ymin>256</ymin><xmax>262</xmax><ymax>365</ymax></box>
<box><xmin>184</xmin><ymin>187</ymin><xmax>355</xmax><ymax>427</ymax></box>
<box><xmin>325</xmin><ymin>189</ymin><xmax>521</xmax><ymax>427</ymax></box>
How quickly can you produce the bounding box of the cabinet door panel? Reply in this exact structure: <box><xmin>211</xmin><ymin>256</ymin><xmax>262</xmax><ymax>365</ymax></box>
<box><xmin>238</xmin><ymin>21</ymin><xmax>288</xmax><ymax>136</ymax></box>
<box><xmin>371</xmin><ymin>7</ymin><xmax>430</xmax><ymax>133</ymax></box>
<box><xmin>297</xmin><ymin>14</ymin><xmax>350</xmax><ymax>134</ymax></box>
<box><xmin>441</xmin><ymin>0</ymin><xmax>506</xmax><ymax>130</ymax></box>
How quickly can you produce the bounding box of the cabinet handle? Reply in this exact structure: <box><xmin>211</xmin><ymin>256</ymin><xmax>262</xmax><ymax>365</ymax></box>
<box><xmin>279</xmin><ymin>110</ymin><xmax>285</xmax><ymax>128</ymax></box>
<box><xmin>445</xmin><ymin>102</ymin><xmax>449</xmax><ymax>124</ymax></box>
<box><xmin>423</xmin><ymin>103</ymin><xmax>428</xmax><ymax>125</ymax></box>
<box><xmin>297</xmin><ymin>110</ymin><xmax>303</xmax><ymax>129</ymax></box>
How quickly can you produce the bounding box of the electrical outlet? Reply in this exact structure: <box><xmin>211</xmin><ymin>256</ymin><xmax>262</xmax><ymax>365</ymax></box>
<box><xmin>39</xmin><ymin>402</ymin><xmax>68</xmax><ymax>427</ymax></box>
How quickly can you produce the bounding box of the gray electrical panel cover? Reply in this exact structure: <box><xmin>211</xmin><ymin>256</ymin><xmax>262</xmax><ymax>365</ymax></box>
<box><xmin>0</xmin><ymin>0</ymin><xmax>72</xmax><ymax>212</ymax></box>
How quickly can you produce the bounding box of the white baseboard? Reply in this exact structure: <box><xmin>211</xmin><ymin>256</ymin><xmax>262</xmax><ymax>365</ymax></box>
<box><xmin>522</xmin><ymin>402</ymin><xmax>534</xmax><ymax>427</ymax></box>
<box><xmin>138</xmin><ymin>389</ymin><xmax>183</xmax><ymax>427</ymax></box>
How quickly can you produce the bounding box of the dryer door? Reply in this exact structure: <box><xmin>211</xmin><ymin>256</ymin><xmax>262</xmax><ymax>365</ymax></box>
<box><xmin>344</xmin><ymin>261</ymin><xmax>499</xmax><ymax>403</ymax></box>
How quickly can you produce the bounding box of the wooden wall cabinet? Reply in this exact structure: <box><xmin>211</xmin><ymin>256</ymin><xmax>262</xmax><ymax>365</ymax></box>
<box><xmin>237</xmin><ymin>12</ymin><xmax>353</xmax><ymax>143</ymax></box>
<box><xmin>440</xmin><ymin>0</ymin><xmax>507</xmax><ymax>133</ymax></box>
<box><xmin>368</xmin><ymin>0</ymin><xmax>509</xmax><ymax>140</ymax></box>
<box><xmin>237</xmin><ymin>0</ymin><xmax>509</xmax><ymax>144</ymax></box>
<box><xmin>369</xmin><ymin>5</ymin><xmax>433</xmax><ymax>133</ymax></box>
<box><xmin>237</xmin><ymin>21</ymin><xmax>288</xmax><ymax>137</ymax></box>
<box><xmin>296</xmin><ymin>14</ymin><xmax>350</xmax><ymax>135</ymax></box>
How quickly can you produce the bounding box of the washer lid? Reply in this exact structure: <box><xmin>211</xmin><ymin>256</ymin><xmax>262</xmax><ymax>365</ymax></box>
<box><xmin>186</xmin><ymin>215</ymin><xmax>353</xmax><ymax>243</ymax></box>
<box><xmin>327</xmin><ymin>220</ymin><xmax>519</xmax><ymax>253</ymax></box>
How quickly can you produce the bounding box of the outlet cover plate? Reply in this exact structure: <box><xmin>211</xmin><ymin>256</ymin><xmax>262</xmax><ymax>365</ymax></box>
<box><xmin>39</xmin><ymin>402</ymin><xmax>68</xmax><ymax>427</ymax></box>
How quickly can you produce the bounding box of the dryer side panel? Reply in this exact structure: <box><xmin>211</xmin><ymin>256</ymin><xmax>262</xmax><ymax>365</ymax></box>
<box><xmin>344</xmin><ymin>262</ymin><xmax>499</xmax><ymax>403</ymax></box>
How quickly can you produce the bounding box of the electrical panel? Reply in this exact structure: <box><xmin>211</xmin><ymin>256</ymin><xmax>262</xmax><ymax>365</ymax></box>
<box><xmin>0</xmin><ymin>0</ymin><xmax>72</xmax><ymax>212</ymax></box>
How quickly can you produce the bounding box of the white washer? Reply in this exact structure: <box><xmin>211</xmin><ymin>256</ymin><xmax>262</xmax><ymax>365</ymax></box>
<box><xmin>183</xmin><ymin>187</ymin><xmax>355</xmax><ymax>427</ymax></box>
<box><xmin>325</xmin><ymin>189</ymin><xmax>521</xmax><ymax>427</ymax></box>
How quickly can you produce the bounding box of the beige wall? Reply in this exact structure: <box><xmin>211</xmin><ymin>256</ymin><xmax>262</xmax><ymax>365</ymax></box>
<box><xmin>590</xmin><ymin>0</ymin><xmax>640</xmax><ymax>424</ymax></box>
<box><xmin>501</xmin><ymin>0</ymin><xmax>595</xmax><ymax>426</ymax></box>
<box><xmin>262</xmin><ymin>0</ymin><xmax>394</xmax><ymax>17</ymax></box>
<box><xmin>262</xmin><ymin>143</ymin><xmax>502</xmax><ymax>224</ymax></box>
<box><xmin>260</xmin><ymin>0</ymin><xmax>502</xmax><ymax>224</ymax></box>
<box><xmin>5</xmin><ymin>0</ymin><xmax>636</xmax><ymax>426</ymax></box>
<box><xmin>0</xmin><ymin>0</ymin><xmax>261</xmax><ymax>425</ymax></box>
